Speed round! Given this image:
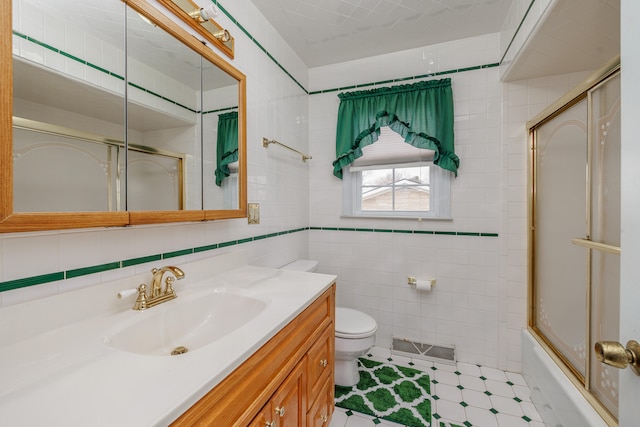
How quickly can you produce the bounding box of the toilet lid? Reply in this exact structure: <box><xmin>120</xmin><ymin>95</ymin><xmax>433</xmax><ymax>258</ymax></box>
<box><xmin>335</xmin><ymin>307</ymin><xmax>377</xmax><ymax>339</ymax></box>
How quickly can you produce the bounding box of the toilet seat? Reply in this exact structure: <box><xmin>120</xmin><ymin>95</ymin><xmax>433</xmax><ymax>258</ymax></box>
<box><xmin>335</xmin><ymin>307</ymin><xmax>377</xmax><ymax>339</ymax></box>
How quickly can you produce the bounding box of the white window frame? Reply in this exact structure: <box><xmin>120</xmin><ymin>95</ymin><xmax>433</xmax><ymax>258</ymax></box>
<box><xmin>342</xmin><ymin>160</ymin><xmax>452</xmax><ymax>220</ymax></box>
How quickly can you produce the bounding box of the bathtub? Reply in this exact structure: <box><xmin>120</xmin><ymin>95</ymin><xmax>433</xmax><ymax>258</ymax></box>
<box><xmin>521</xmin><ymin>329</ymin><xmax>609</xmax><ymax>427</ymax></box>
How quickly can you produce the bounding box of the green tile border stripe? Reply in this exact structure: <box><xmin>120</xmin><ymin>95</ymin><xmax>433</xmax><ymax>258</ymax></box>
<box><xmin>66</xmin><ymin>262</ymin><xmax>121</xmax><ymax>279</ymax></box>
<box><xmin>214</xmin><ymin>2</ymin><xmax>308</xmax><ymax>94</ymax></box>
<box><xmin>13</xmin><ymin>30</ymin><xmax>198</xmax><ymax>114</ymax></box>
<box><xmin>13</xmin><ymin>31</ymin><xmax>125</xmax><ymax>82</ymax></box>
<box><xmin>310</xmin><ymin>227</ymin><xmax>498</xmax><ymax>237</ymax></box>
<box><xmin>499</xmin><ymin>0</ymin><xmax>536</xmax><ymax>65</ymax></box>
<box><xmin>308</xmin><ymin>63</ymin><xmax>500</xmax><ymax>95</ymax></box>
<box><xmin>202</xmin><ymin>106</ymin><xmax>238</xmax><ymax>115</ymax></box>
<box><xmin>0</xmin><ymin>272</ymin><xmax>65</xmax><ymax>293</ymax></box>
<box><xmin>0</xmin><ymin>227</ymin><xmax>310</xmax><ymax>293</ymax></box>
<box><xmin>122</xmin><ymin>254</ymin><xmax>162</xmax><ymax>267</ymax></box>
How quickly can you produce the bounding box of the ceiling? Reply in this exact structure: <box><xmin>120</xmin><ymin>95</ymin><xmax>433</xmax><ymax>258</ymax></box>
<box><xmin>250</xmin><ymin>0</ymin><xmax>512</xmax><ymax>68</ymax></box>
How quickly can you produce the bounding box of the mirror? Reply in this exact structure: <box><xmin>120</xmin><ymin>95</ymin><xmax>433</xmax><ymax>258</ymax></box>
<box><xmin>1</xmin><ymin>0</ymin><xmax>246</xmax><ymax>232</ymax></box>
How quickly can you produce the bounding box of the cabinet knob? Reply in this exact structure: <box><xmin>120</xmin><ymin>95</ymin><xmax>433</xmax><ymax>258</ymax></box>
<box><xmin>275</xmin><ymin>406</ymin><xmax>285</xmax><ymax>417</ymax></box>
<box><xmin>319</xmin><ymin>414</ymin><xmax>328</xmax><ymax>423</ymax></box>
<box><xmin>265</xmin><ymin>421</ymin><xmax>276</xmax><ymax>427</ymax></box>
<box><xmin>319</xmin><ymin>359</ymin><xmax>328</xmax><ymax>367</ymax></box>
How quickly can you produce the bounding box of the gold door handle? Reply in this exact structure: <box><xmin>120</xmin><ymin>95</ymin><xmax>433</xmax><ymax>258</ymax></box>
<box><xmin>265</xmin><ymin>422</ymin><xmax>276</xmax><ymax>427</ymax></box>
<box><xmin>594</xmin><ymin>340</ymin><xmax>640</xmax><ymax>375</ymax></box>
<box><xmin>275</xmin><ymin>406</ymin><xmax>285</xmax><ymax>417</ymax></box>
<box><xmin>319</xmin><ymin>359</ymin><xmax>328</xmax><ymax>367</ymax></box>
<box><xmin>319</xmin><ymin>414</ymin><xmax>328</xmax><ymax>423</ymax></box>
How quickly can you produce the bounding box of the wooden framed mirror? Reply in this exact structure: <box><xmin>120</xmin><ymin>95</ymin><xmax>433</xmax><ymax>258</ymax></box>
<box><xmin>0</xmin><ymin>0</ymin><xmax>246</xmax><ymax>232</ymax></box>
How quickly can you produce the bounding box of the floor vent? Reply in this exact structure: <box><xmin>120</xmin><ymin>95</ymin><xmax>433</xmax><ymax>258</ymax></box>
<box><xmin>391</xmin><ymin>338</ymin><xmax>456</xmax><ymax>364</ymax></box>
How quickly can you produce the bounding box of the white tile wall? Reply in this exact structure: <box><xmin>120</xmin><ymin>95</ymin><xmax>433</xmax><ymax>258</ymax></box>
<box><xmin>308</xmin><ymin>34</ymin><xmax>505</xmax><ymax>369</ymax></box>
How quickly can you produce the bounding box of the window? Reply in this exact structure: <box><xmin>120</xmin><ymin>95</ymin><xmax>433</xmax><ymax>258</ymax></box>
<box><xmin>342</xmin><ymin>127</ymin><xmax>451</xmax><ymax>219</ymax></box>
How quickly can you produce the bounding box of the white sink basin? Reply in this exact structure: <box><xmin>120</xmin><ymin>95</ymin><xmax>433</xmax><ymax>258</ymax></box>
<box><xmin>103</xmin><ymin>289</ymin><xmax>267</xmax><ymax>356</ymax></box>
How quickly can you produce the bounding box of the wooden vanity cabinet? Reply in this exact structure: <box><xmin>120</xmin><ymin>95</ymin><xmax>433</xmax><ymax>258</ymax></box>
<box><xmin>170</xmin><ymin>284</ymin><xmax>335</xmax><ymax>427</ymax></box>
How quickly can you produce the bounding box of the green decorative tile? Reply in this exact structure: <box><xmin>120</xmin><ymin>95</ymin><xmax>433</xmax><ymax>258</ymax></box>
<box><xmin>66</xmin><ymin>262</ymin><xmax>121</xmax><ymax>278</ymax></box>
<box><xmin>522</xmin><ymin>415</ymin><xmax>532</xmax><ymax>422</ymax></box>
<box><xmin>480</xmin><ymin>376</ymin><xmax>487</xmax><ymax>381</ymax></box>
<box><xmin>194</xmin><ymin>244</ymin><xmax>218</xmax><ymax>252</ymax></box>
<box><xmin>507</xmin><ymin>380</ymin><xmax>515</xmax><ymax>386</ymax></box>
<box><xmin>162</xmin><ymin>249</ymin><xmax>193</xmax><ymax>259</ymax></box>
<box><xmin>0</xmin><ymin>272</ymin><xmax>65</xmax><ymax>293</ymax></box>
<box><xmin>490</xmin><ymin>408</ymin><xmax>499</xmax><ymax>414</ymax></box>
<box><xmin>457</xmin><ymin>385</ymin><xmax>464</xmax><ymax>390</ymax></box>
<box><xmin>484</xmin><ymin>391</ymin><xmax>492</xmax><ymax>396</ymax></box>
<box><xmin>514</xmin><ymin>397</ymin><xmax>523</xmax><ymax>403</ymax></box>
<box><xmin>460</xmin><ymin>401</ymin><xmax>468</xmax><ymax>407</ymax></box>
<box><xmin>122</xmin><ymin>254</ymin><xmax>162</xmax><ymax>267</ymax></box>
<box><xmin>433</xmin><ymin>413</ymin><xmax>442</xmax><ymax>420</ymax></box>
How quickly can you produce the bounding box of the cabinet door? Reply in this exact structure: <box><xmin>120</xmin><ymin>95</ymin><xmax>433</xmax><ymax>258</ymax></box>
<box><xmin>248</xmin><ymin>407</ymin><xmax>272</xmax><ymax>427</ymax></box>
<box><xmin>307</xmin><ymin>325</ymin><xmax>333</xmax><ymax>403</ymax></box>
<box><xmin>307</xmin><ymin>375</ymin><xmax>333</xmax><ymax>427</ymax></box>
<box><xmin>270</xmin><ymin>360</ymin><xmax>306</xmax><ymax>427</ymax></box>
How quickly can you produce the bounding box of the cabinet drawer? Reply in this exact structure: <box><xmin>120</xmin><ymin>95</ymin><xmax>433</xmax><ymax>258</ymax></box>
<box><xmin>307</xmin><ymin>374</ymin><xmax>334</xmax><ymax>427</ymax></box>
<box><xmin>307</xmin><ymin>324</ymin><xmax>334</xmax><ymax>403</ymax></box>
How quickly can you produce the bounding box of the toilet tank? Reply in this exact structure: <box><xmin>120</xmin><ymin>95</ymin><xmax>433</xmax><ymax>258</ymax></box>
<box><xmin>280</xmin><ymin>259</ymin><xmax>318</xmax><ymax>272</ymax></box>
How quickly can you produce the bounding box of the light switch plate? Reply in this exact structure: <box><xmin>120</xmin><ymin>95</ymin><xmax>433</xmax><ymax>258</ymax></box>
<box><xmin>248</xmin><ymin>203</ymin><xmax>260</xmax><ymax>224</ymax></box>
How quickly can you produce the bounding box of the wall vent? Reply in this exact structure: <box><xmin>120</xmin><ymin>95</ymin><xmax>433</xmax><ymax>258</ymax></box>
<box><xmin>391</xmin><ymin>338</ymin><xmax>456</xmax><ymax>364</ymax></box>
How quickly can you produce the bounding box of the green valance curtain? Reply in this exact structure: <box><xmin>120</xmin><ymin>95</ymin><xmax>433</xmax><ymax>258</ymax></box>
<box><xmin>215</xmin><ymin>111</ymin><xmax>238</xmax><ymax>186</ymax></box>
<box><xmin>333</xmin><ymin>78</ymin><xmax>458</xmax><ymax>178</ymax></box>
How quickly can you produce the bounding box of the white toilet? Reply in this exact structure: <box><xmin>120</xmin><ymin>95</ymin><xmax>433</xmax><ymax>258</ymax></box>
<box><xmin>280</xmin><ymin>259</ymin><xmax>378</xmax><ymax>387</ymax></box>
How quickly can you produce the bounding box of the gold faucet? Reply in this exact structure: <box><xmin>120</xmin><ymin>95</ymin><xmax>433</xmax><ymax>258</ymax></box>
<box><xmin>132</xmin><ymin>266</ymin><xmax>185</xmax><ymax>310</ymax></box>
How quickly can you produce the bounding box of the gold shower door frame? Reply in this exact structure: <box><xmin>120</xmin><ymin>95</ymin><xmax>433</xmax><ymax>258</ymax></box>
<box><xmin>527</xmin><ymin>58</ymin><xmax>620</xmax><ymax>426</ymax></box>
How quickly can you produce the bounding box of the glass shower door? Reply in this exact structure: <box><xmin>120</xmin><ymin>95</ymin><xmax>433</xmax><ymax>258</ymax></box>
<box><xmin>531</xmin><ymin>69</ymin><xmax>621</xmax><ymax>420</ymax></box>
<box><xmin>589</xmin><ymin>73</ymin><xmax>621</xmax><ymax>417</ymax></box>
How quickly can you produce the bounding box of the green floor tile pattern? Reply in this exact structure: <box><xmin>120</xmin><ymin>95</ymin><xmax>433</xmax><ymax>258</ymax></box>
<box><xmin>335</xmin><ymin>355</ymin><xmax>538</xmax><ymax>427</ymax></box>
<box><xmin>335</xmin><ymin>358</ymin><xmax>432</xmax><ymax>426</ymax></box>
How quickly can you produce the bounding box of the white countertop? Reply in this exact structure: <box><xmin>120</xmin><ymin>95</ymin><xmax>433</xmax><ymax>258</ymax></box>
<box><xmin>0</xmin><ymin>252</ymin><xmax>336</xmax><ymax>426</ymax></box>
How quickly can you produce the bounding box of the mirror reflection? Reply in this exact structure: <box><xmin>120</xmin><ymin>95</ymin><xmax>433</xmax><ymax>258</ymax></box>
<box><xmin>11</xmin><ymin>0</ymin><xmax>241</xmax><ymax>215</ymax></box>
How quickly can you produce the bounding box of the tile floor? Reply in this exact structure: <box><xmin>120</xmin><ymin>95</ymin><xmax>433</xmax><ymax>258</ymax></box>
<box><xmin>329</xmin><ymin>347</ymin><xmax>545</xmax><ymax>427</ymax></box>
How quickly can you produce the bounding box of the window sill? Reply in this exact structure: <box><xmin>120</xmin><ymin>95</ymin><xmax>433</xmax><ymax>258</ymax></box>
<box><xmin>340</xmin><ymin>214</ymin><xmax>453</xmax><ymax>221</ymax></box>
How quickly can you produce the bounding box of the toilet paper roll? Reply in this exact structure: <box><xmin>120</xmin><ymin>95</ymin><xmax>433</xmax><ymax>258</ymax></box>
<box><xmin>415</xmin><ymin>279</ymin><xmax>432</xmax><ymax>292</ymax></box>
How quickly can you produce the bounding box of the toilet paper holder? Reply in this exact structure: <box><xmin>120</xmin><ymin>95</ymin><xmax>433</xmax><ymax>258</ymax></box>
<box><xmin>407</xmin><ymin>276</ymin><xmax>436</xmax><ymax>287</ymax></box>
